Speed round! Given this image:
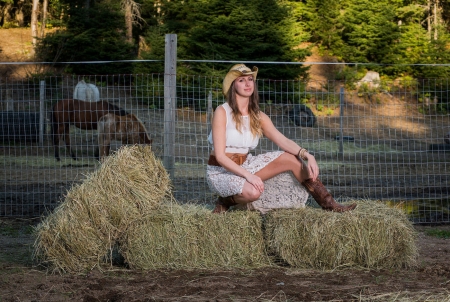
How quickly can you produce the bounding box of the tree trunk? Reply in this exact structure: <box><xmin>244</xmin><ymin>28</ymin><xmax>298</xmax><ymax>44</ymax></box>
<box><xmin>16</xmin><ymin>0</ymin><xmax>25</xmax><ymax>27</ymax></box>
<box><xmin>1</xmin><ymin>4</ymin><xmax>9</xmax><ymax>26</ymax></box>
<box><xmin>121</xmin><ymin>0</ymin><xmax>143</xmax><ymax>44</ymax></box>
<box><xmin>40</xmin><ymin>0</ymin><xmax>48</xmax><ymax>38</ymax></box>
<box><xmin>125</xmin><ymin>0</ymin><xmax>133</xmax><ymax>43</ymax></box>
<box><xmin>31</xmin><ymin>0</ymin><xmax>39</xmax><ymax>46</ymax></box>
<box><xmin>434</xmin><ymin>0</ymin><xmax>438</xmax><ymax>40</ymax></box>
<box><xmin>427</xmin><ymin>0</ymin><xmax>431</xmax><ymax>40</ymax></box>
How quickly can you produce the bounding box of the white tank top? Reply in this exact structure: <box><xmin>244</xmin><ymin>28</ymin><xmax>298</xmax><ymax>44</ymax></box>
<box><xmin>208</xmin><ymin>103</ymin><xmax>259</xmax><ymax>153</ymax></box>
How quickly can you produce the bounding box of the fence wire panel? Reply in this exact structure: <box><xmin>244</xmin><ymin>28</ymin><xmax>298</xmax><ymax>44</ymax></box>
<box><xmin>0</xmin><ymin>74</ymin><xmax>166</xmax><ymax>217</ymax></box>
<box><xmin>0</xmin><ymin>75</ymin><xmax>449</xmax><ymax>223</ymax></box>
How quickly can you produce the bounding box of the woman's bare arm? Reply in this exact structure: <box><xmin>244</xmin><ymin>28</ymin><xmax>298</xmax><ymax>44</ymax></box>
<box><xmin>211</xmin><ymin>106</ymin><xmax>265</xmax><ymax>191</ymax></box>
<box><xmin>261</xmin><ymin>112</ymin><xmax>319</xmax><ymax>180</ymax></box>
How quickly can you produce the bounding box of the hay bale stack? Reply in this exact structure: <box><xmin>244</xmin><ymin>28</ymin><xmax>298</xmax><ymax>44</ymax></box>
<box><xmin>264</xmin><ymin>200</ymin><xmax>418</xmax><ymax>270</ymax></box>
<box><xmin>34</xmin><ymin>145</ymin><xmax>173</xmax><ymax>272</ymax></box>
<box><xmin>121</xmin><ymin>204</ymin><xmax>271</xmax><ymax>269</ymax></box>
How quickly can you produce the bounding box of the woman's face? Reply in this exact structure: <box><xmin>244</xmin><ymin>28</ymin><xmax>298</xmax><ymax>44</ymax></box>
<box><xmin>233</xmin><ymin>75</ymin><xmax>254</xmax><ymax>98</ymax></box>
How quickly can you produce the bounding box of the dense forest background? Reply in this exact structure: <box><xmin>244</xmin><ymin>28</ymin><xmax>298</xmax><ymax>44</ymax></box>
<box><xmin>1</xmin><ymin>0</ymin><xmax>450</xmax><ymax>81</ymax></box>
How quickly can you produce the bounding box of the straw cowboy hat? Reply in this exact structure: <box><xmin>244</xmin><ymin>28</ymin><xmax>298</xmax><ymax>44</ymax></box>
<box><xmin>222</xmin><ymin>64</ymin><xmax>258</xmax><ymax>96</ymax></box>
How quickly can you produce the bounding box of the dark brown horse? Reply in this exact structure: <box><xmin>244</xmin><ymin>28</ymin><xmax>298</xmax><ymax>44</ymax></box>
<box><xmin>97</xmin><ymin>113</ymin><xmax>152</xmax><ymax>161</ymax></box>
<box><xmin>51</xmin><ymin>99</ymin><xmax>128</xmax><ymax>161</ymax></box>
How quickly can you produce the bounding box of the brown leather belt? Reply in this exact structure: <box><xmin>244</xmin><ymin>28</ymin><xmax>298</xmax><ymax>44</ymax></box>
<box><xmin>208</xmin><ymin>153</ymin><xmax>248</xmax><ymax>167</ymax></box>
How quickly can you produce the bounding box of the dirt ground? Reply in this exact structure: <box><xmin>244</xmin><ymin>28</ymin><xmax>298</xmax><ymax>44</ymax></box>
<box><xmin>0</xmin><ymin>218</ymin><xmax>450</xmax><ymax>301</ymax></box>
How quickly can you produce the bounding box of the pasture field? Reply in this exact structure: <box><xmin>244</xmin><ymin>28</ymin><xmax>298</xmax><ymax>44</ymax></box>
<box><xmin>1</xmin><ymin>218</ymin><xmax>450</xmax><ymax>301</ymax></box>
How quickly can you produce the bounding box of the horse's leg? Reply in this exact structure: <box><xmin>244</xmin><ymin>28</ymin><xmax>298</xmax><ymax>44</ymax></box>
<box><xmin>53</xmin><ymin>126</ymin><xmax>61</xmax><ymax>161</ymax></box>
<box><xmin>98</xmin><ymin>137</ymin><xmax>108</xmax><ymax>162</ymax></box>
<box><xmin>98</xmin><ymin>143</ymin><xmax>104</xmax><ymax>161</ymax></box>
<box><xmin>51</xmin><ymin>110</ymin><xmax>62</xmax><ymax>161</ymax></box>
<box><xmin>94</xmin><ymin>145</ymin><xmax>100</xmax><ymax>161</ymax></box>
<box><xmin>104</xmin><ymin>143</ymin><xmax>111</xmax><ymax>159</ymax></box>
<box><xmin>97</xmin><ymin>121</ymin><xmax>111</xmax><ymax>162</ymax></box>
<box><xmin>98</xmin><ymin>140</ymin><xmax>111</xmax><ymax>162</ymax></box>
<box><xmin>62</xmin><ymin>125</ymin><xmax>77</xmax><ymax>160</ymax></box>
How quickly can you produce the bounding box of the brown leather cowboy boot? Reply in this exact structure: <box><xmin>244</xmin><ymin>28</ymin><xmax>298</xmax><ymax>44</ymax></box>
<box><xmin>302</xmin><ymin>178</ymin><xmax>357</xmax><ymax>212</ymax></box>
<box><xmin>212</xmin><ymin>196</ymin><xmax>237</xmax><ymax>214</ymax></box>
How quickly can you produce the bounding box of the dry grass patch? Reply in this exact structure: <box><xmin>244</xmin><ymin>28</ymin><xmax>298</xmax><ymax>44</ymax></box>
<box><xmin>121</xmin><ymin>203</ymin><xmax>272</xmax><ymax>270</ymax></box>
<box><xmin>265</xmin><ymin>200</ymin><xmax>418</xmax><ymax>270</ymax></box>
<box><xmin>357</xmin><ymin>291</ymin><xmax>450</xmax><ymax>301</ymax></box>
<box><xmin>34</xmin><ymin>145</ymin><xmax>174</xmax><ymax>273</ymax></box>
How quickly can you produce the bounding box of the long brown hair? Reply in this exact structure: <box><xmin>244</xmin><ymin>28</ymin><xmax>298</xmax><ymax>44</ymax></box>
<box><xmin>226</xmin><ymin>81</ymin><xmax>263</xmax><ymax>138</ymax></box>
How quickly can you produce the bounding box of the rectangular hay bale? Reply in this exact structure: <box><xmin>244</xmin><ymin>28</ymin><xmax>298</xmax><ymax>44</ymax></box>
<box><xmin>121</xmin><ymin>204</ymin><xmax>272</xmax><ymax>269</ymax></box>
<box><xmin>264</xmin><ymin>200</ymin><xmax>418</xmax><ymax>270</ymax></box>
<box><xmin>33</xmin><ymin>202</ymin><xmax>115</xmax><ymax>273</ymax></box>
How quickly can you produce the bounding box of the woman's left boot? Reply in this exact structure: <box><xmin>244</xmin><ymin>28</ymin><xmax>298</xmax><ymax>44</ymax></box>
<box><xmin>302</xmin><ymin>178</ymin><xmax>357</xmax><ymax>212</ymax></box>
<box><xmin>212</xmin><ymin>196</ymin><xmax>237</xmax><ymax>214</ymax></box>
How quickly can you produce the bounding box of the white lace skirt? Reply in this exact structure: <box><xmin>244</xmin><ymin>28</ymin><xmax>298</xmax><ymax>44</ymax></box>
<box><xmin>206</xmin><ymin>151</ymin><xmax>309</xmax><ymax>214</ymax></box>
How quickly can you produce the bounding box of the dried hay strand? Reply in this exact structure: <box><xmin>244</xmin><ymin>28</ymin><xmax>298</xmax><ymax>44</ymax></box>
<box><xmin>357</xmin><ymin>291</ymin><xmax>450</xmax><ymax>302</ymax></box>
<box><xmin>264</xmin><ymin>200</ymin><xmax>418</xmax><ymax>270</ymax></box>
<box><xmin>34</xmin><ymin>145</ymin><xmax>174</xmax><ymax>273</ymax></box>
<box><xmin>121</xmin><ymin>204</ymin><xmax>272</xmax><ymax>270</ymax></box>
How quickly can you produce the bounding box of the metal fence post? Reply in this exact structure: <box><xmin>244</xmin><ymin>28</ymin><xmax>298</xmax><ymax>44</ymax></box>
<box><xmin>338</xmin><ymin>87</ymin><xmax>345</xmax><ymax>159</ymax></box>
<box><xmin>164</xmin><ymin>34</ymin><xmax>177</xmax><ymax>178</ymax></box>
<box><xmin>39</xmin><ymin>80</ymin><xmax>45</xmax><ymax>146</ymax></box>
<box><xmin>207</xmin><ymin>91</ymin><xmax>213</xmax><ymax>135</ymax></box>
<box><xmin>6</xmin><ymin>89</ymin><xmax>14</xmax><ymax>111</ymax></box>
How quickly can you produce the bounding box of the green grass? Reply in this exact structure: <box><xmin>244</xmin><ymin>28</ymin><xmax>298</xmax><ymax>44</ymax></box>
<box><xmin>0</xmin><ymin>224</ymin><xmax>33</xmax><ymax>237</ymax></box>
<box><xmin>0</xmin><ymin>247</ymin><xmax>33</xmax><ymax>266</ymax></box>
<box><xmin>424</xmin><ymin>229</ymin><xmax>450</xmax><ymax>239</ymax></box>
<box><xmin>0</xmin><ymin>221</ymin><xmax>36</xmax><ymax>266</ymax></box>
<box><xmin>0</xmin><ymin>155</ymin><xmax>99</xmax><ymax>168</ymax></box>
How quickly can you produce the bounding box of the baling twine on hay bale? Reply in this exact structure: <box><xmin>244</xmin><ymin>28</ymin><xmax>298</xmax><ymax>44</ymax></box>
<box><xmin>264</xmin><ymin>200</ymin><xmax>418</xmax><ymax>270</ymax></box>
<box><xmin>34</xmin><ymin>145</ymin><xmax>174</xmax><ymax>273</ymax></box>
<box><xmin>121</xmin><ymin>203</ymin><xmax>272</xmax><ymax>270</ymax></box>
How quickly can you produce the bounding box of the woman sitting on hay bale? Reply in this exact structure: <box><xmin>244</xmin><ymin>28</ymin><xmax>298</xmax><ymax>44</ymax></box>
<box><xmin>207</xmin><ymin>64</ymin><xmax>357</xmax><ymax>214</ymax></box>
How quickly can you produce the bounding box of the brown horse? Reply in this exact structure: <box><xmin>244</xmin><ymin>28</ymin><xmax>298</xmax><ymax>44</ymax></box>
<box><xmin>97</xmin><ymin>113</ymin><xmax>152</xmax><ymax>161</ymax></box>
<box><xmin>51</xmin><ymin>99</ymin><xmax>129</xmax><ymax>161</ymax></box>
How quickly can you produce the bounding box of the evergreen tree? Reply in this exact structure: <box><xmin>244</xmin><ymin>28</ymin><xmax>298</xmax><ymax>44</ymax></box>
<box><xmin>304</xmin><ymin>0</ymin><xmax>346</xmax><ymax>51</ymax></box>
<box><xmin>392</xmin><ymin>2</ymin><xmax>450</xmax><ymax>77</ymax></box>
<box><xmin>140</xmin><ymin>0</ymin><xmax>311</xmax><ymax>80</ymax></box>
<box><xmin>338</xmin><ymin>0</ymin><xmax>401</xmax><ymax>65</ymax></box>
<box><xmin>35</xmin><ymin>0</ymin><xmax>136</xmax><ymax>75</ymax></box>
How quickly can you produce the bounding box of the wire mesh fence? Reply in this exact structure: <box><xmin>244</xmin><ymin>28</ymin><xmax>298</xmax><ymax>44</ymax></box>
<box><xmin>0</xmin><ymin>73</ymin><xmax>449</xmax><ymax>223</ymax></box>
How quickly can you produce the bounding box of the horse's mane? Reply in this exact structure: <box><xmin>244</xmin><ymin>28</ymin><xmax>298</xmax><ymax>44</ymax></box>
<box><xmin>106</xmin><ymin>101</ymin><xmax>128</xmax><ymax>116</ymax></box>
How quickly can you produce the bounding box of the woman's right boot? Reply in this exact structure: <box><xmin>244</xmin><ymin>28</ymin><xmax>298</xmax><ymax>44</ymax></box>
<box><xmin>212</xmin><ymin>196</ymin><xmax>237</xmax><ymax>214</ymax></box>
<box><xmin>301</xmin><ymin>178</ymin><xmax>357</xmax><ymax>212</ymax></box>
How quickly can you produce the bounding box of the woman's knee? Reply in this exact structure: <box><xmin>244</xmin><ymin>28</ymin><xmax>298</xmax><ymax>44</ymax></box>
<box><xmin>278</xmin><ymin>152</ymin><xmax>300</xmax><ymax>168</ymax></box>
<box><xmin>240</xmin><ymin>186</ymin><xmax>261</xmax><ymax>202</ymax></box>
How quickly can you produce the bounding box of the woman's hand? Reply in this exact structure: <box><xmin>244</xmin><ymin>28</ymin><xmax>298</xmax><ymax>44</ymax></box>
<box><xmin>245</xmin><ymin>174</ymin><xmax>264</xmax><ymax>193</ymax></box>
<box><xmin>305</xmin><ymin>154</ymin><xmax>319</xmax><ymax>181</ymax></box>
